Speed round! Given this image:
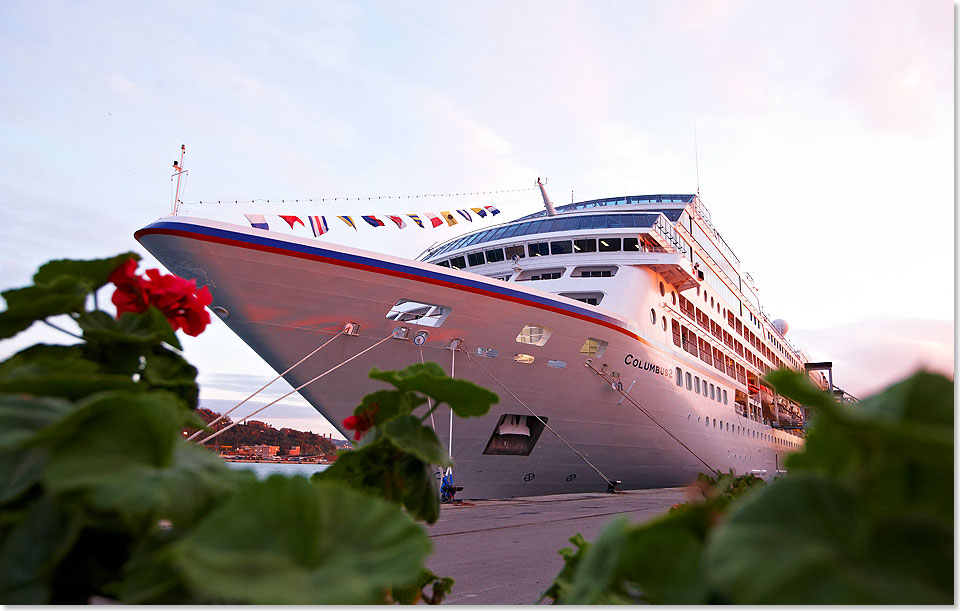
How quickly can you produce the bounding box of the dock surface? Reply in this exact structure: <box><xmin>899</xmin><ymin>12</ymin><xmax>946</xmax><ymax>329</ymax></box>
<box><xmin>425</xmin><ymin>487</ymin><xmax>689</xmax><ymax>605</ymax></box>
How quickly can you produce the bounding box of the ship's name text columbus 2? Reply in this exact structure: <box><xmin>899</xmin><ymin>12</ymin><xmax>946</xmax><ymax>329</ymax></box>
<box><xmin>624</xmin><ymin>354</ymin><xmax>673</xmax><ymax>378</ymax></box>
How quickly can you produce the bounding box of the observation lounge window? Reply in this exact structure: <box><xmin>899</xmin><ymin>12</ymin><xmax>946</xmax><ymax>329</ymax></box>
<box><xmin>449</xmin><ymin>256</ymin><xmax>466</xmax><ymax>270</ymax></box>
<box><xmin>505</xmin><ymin>245</ymin><xmax>525</xmax><ymax>260</ymax></box>
<box><xmin>598</xmin><ymin>238</ymin><xmax>621</xmax><ymax>252</ymax></box>
<box><xmin>573</xmin><ymin>238</ymin><xmax>597</xmax><ymax>253</ymax></box>
<box><xmin>467</xmin><ymin>252</ymin><xmax>485</xmax><ymax>267</ymax></box>
<box><xmin>529</xmin><ymin>242</ymin><xmax>549</xmax><ymax>257</ymax></box>
<box><xmin>485</xmin><ymin>248</ymin><xmax>505</xmax><ymax>263</ymax></box>
<box><xmin>623</xmin><ymin>238</ymin><xmax>640</xmax><ymax>251</ymax></box>
<box><xmin>550</xmin><ymin>240</ymin><xmax>573</xmax><ymax>255</ymax></box>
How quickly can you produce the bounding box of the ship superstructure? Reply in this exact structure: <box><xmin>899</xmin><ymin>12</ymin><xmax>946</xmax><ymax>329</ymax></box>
<box><xmin>137</xmin><ymin>189</ymin><xmax>821</xmax><ymax>498</ymax></box>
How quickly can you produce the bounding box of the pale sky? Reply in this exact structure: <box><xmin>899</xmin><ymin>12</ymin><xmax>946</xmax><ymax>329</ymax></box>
<box><xmin>0</xmin><ymin>1</ymin><xmax>953</xmax><ymax>436</ymax></box>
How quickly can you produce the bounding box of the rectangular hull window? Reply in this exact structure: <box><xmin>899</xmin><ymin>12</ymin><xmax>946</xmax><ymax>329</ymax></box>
<box><xmin>516</xmin><ymin>325</ymin><xmax>552</xmax><ymax>346</ymax></box>
<box><xmin>483</xmin><ymin>414</ymin><xmax>548</xmax><ymax>456</ymax></box>
<box><xmin>580</xmin><ymin>337</ymin><xmax>609</xmax><ymax>357</ymax></box>
<box><xmin>386</xmin><ymin>300</ymin><xmax>451</xmax><ymax>327</ymax></box>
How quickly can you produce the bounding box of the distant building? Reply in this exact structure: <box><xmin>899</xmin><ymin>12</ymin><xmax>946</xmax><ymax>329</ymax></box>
<box><xmin>248</xmin><ymin>444</ymin><xmax>280</xmax><ymax>458</ymax></box>
<box><xmin>288</xmin><ymin>445</ymin><xmax>301</xmax><ymax>456</ymax></box>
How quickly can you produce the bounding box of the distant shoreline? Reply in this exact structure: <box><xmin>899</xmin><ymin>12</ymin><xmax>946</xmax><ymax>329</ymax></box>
<box><xmin>223</xmin><ymin>458</ymin><xmax>333</xmax><ymax>465</ymax></box>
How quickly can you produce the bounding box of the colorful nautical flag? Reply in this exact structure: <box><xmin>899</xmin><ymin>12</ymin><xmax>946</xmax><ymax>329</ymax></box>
<box><xmin>456</xmin><ymin>209</ymin><xmax>472</xmax><ymax>221</ymax></box>
<box><xmin>484</xmin><ymin>205</ymin><xmax>500</xmax><ymax>216</ymax></box>
<box><xmin>362</xmin><ymin>215</ymin><xmax>385</xmax><ymax>227</ymax></box>
<box><xmin>338</xmin><ymin>216</ymin><xmax>357</xmax><ymax>230</ymax></box>
<box><xmin>279</xmin><ymin>215</ymin><xmax>304</xmax><ymax>229</ymax></box>
<box><xmin>386</xmin><ymin>215</ymin><xmax>407</xmax><ymax>229</ymax></box>
<box><xmin>441</xmin><ymin>211</ymin><xmax>458</xmax><ymax>226</ymax></box>
<box><xmin>308</xmin><ymin>215</ymin><xmax>329</xmax><ymax>237</ymax></box>
<box><xmin>471</xmin><ymin>207</ymin><xmax>487</xmax><ymax>218</ymax></box>
<box><xmin>244</xmin><ymin>214</ymin><xmax>269</xmax><ymax>230</ymax></box>
<box><xmin>407</xmin><ymin>214</ymin><xmax>425</xmax><ymax>228</ymax></box>
<box><xmin>424</xmin><ymin>213</ymin><xmax>444</xmax><ymax>228</ymax></box>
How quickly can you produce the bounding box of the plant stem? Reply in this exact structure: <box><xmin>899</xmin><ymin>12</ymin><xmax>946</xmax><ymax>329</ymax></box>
<box><xmin>41</xmin><ymin>319</ymin><xmax>83</xmax><ymax>340</ymax></box>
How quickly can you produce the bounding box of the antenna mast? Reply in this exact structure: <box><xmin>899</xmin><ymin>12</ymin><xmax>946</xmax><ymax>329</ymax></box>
<box><xmin>537</xmin><ymin>177</ymin><xmax>557</xmax><ymax>216</ymax></box>
<box><xmin>172</xmin><ymin>145</ymin><xmax>187</xmax><ymax>216</ymax></box>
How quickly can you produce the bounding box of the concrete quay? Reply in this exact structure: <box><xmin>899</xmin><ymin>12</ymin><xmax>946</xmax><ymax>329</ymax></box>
<box><xmin>424</xmin><ymin>487</ymin><xmax>689</xmax><ymax>605</ymax></box>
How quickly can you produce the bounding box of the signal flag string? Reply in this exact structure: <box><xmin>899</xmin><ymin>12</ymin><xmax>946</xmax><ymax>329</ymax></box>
<box><xmin>182</xmin><ymin>185</ymin><xmax>538</xmax><ymax>206</ymax></box>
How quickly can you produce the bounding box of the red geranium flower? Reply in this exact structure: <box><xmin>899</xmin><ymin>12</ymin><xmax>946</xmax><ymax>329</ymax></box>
<box><xmin>108</xmin><ymin>258</ymin><xmax>212</xmax><ymax>336</ymax></box>
<box><xmin>343</xmin><ymin>408</ymin><xmax>376</xmax><ymax>440</ymax></box>
<box><xmin>109</xmin><ymin>259</ymin><xmax>149</xmax><ymax>316</ymax></box>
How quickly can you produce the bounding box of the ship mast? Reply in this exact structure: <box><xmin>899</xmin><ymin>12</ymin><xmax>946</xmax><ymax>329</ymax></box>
<box><xmin>537</xmin><ymin>177</ymin><xmax>557</xmax><ymax>216</ymax></box>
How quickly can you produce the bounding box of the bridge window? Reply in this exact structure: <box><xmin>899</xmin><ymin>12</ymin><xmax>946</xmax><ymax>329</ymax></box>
<box><xmin>550</xmin><ymin>240</ymin><xmax>573</xmax><ymax>255</ymax></box>
<box><xmin>485</xmin><ymin>248</ymin><xmax>505</xmax><ymax>263</ymax></box>
<box><xmin>505</xmin><ymin>245</ymin><xmax>525</xmax><ymax>260</ymax></box>
<box><xmin>598</xmin><ymin>238</ymin><xmax>621</xmax><ymax>252</ymax></box>
<box><xmin>467</xmin><ymin>252</ymin><xmax>485</xmax><ymax>267</ymax></box>
<box><xmin>529</xmin><ymin>242</ymin><xmax>549</xmax><ymax>257</ymax></box>
<box><xmin>623</xmin><ymin>238</ymin><xmax>640</xmax><ymax>251</ymax></box>
<box><xmin>436</xmin><ymin>260</ymin><xmax>450</xmax><ymax>267</ymax></box>
<box><xmin>449</xmin><ymin>256</ymin><xmax>466</xmax><ymax>270</ymax></box>
<box><xmin>573</xmin><ymin>238</ymin><xmax>597</xmax><ymax>253</ymax></box>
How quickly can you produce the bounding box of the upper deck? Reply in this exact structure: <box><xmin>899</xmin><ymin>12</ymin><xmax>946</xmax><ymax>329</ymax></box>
<box><xmin>418</xmin><ymin>193</ymin><xmax>808</xmax><ymax>376</ymax></box>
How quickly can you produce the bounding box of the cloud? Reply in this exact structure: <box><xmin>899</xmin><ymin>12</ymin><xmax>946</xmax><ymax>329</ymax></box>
<box><xmin>790</xmin><ymin>317</ymin><xmax>953</xmax><ymax>399</ymax></box>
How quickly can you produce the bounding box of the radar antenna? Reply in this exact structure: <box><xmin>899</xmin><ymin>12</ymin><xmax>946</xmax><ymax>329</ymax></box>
<box><xmin>537</xmin><ymin>177</ymin><xmax>557</xmax><ymax>216</ymax></box>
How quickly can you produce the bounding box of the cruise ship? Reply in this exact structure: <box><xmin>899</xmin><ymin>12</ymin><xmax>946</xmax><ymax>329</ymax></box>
<box><xmin>136</xmin><ymin>184</ymin><xmax>821</xmax><ymax>498</ymax></box>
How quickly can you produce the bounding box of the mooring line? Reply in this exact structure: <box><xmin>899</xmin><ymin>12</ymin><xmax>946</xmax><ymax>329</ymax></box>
<box><xmin>585</xmin><ymin>359</ymin><xmax>715</xmax><ymax>472</ymax></box>
<box><xmin>459</xmin><ymin>348</ymin><xmax>617</xmax><ymax>490</ymax></box>
<box><xmin>197</xmin><ymin>333</ymin><xmax>392</xmax><ymax>445</ymax></box>
<box><xmin>187</xmin><ymin>330</ymin><xmax>346</xmax><ymax>441</ymax></box>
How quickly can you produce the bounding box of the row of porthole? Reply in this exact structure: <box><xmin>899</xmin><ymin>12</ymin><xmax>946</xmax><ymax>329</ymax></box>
<box><xmin>695</xmin><ymin>414</ymin><xmax>802</xmax><ymax>449</ymax></box>
<box><xmin>676</xmin><ymin>366</ymin><xmax>728</xmax><ymax>405</ymax></box>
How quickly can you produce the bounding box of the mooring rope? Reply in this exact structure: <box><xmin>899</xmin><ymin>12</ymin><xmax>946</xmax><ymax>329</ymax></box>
<box><xmin>197</xmin><ymin>333</ymin><xmax>393</xmax><ymax>446</ymax></box>
<box><xmin>418</xmin><ymin>342</ymin><xmax>438</xmax><ymax>433</ymax></box>
<box><xmin>187</xmin><ymin>330</ymin><xmax>346</xmax><ymax>441</ymax></box>
<box><xmin>584</xmin><ymin>359</ymin><xmax>716</xmax><ymax>472</ymax></box>
<box><xmin>459</xmin><ymin>348</ymin><xmax>617</xmax><ymax>489</ymax></box>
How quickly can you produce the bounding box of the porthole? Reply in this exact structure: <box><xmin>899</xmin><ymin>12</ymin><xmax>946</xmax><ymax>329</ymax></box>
<box><xmin>671</xmin><ymin>291</ymin><xmax>677</xmax><ymax>305</ymax></box>
<box><xmin>659</xmin><ymin>281</ymin><xmax>665</xmax><ymax>296</ymax></box>
<box><xmin>661</xmin><ymin>316</ymin><xmax>667</xmax><ymax>331</ymax></box>
<box><xmin>650</xmin><ymin>308</ymin><xmax>657</xmax><ymax>324</ymax></box>
<box><xmin>704</xmin><ymin>291</ymin><xmax>708</xmax><ymax>303</ymax></box>
<box><xmin>676</xmin><ymin>368</ymin><xmax>682</xmax><ymax>386</ymax></box>
<box><xmin>212</xmin><ymin>306</ymin><xmax>229</xmax><ymax>318</ymax></box>
<box><xmin>685</xmin><ymin>372</ymin><xmax>692</xmax><ymax>390</ymax></box>
<box><xmin>710</xmin><ymin>297</ymin><xmax>714</xmax><ymax>307</ymax></box>
<box><xmin>513</xmin><ymin>353</ymin><xmax>535</xmax><ymax>364</ymax></box>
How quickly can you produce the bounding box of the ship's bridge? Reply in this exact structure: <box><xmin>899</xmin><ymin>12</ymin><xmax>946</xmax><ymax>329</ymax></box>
<box><xmin>419</xmin><ymin>199</ymin><xmax>699</xmax><ymax>293</ymax></box>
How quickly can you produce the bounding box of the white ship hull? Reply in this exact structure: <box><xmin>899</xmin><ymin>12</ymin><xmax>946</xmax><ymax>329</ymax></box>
<box><xmin>137</xmin><ymin>216</ymin><xmax>800</xmax><ymax>499</ymax></box>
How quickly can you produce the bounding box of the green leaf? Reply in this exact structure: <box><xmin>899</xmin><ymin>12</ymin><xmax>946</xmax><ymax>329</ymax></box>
<box><xmin>0</xmin><ymin>393</ymin><xmax>74</xmax><ymax>449</ymax></box>
<box><xmin>382</xmin><ymin>415</ymin><xmax>452</xmax><ymax>467</ymax></box>
<box><xmin>0</xmin><ymin>495</ymin><xmax>83</xmax><ymax>604</ymax></box>
<box><xmin>704</xmin><ymin>473</ymin><xmax>952</xmax><ymax>605</ymax></box>
<box><xmin>169</xmin><ymin>477</ymin><xmax>431</xmax><ymax>605</ymax></box>
<box><xmin>77</xmin><ymin>307</ymin><xmax>182</xmax><ymax>352</ymax></box>
<box><xmin>369</xmin><ymin>362</ymin><xmax>497</xmax><ymax>418</ymax></box>
<box><xmin>0</xmin><ymin>279</ymin><xmax>89</xmax><ymax>339</ymax></box>
<box><xmin>317</xmin><ymin>438</ymin><xmax>440</xmax><ymax>524</ymax></box>
<box><xmin>36</xmin><ymin>391</ymin><xmax>197</xmax><ymax>521</ymax></box>
<box><xmin>32</xmin><ymin>253</ymin><xmax>139</xmax><ymax>291</ymax></box>
<box><xmin>141</xmin><ymin>346</ymin><xmax>199</xmax><ymax>410</ymax></box>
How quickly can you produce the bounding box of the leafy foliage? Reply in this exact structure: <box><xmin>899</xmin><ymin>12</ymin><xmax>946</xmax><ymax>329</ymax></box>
<box><xmin>0</xmin><ymin>253</ymin><xmax>495</xmax><ymax>604</ymax></box>
<box><xmin>544</xmin><ymin>369</ymin><xmax>953</xmax><ymax>605</ymax></box>
<box><xmin>317</xmin><ymin>362</ymin><xmax>498</xmax><ymax>524</ymax></box>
